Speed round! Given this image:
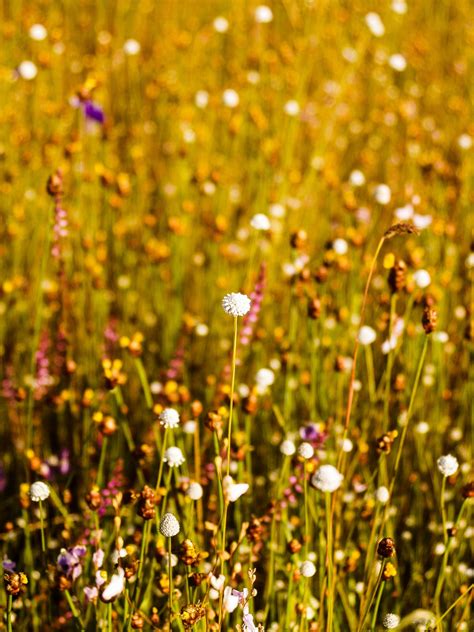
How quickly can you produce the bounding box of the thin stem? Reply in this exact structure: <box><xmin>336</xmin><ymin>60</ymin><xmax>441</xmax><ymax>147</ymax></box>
<box><xmin>357</xmin><ymin>561</ymin><xmax>385</xmax><ymax>632</ymax></box>
<box><xmin>325</xmin><ymin>492</ymin><xmax>334</xmax><ymax>632</ymax></box>
<box><xmin>226</xmin><ymin>316</ymin><xmax>238</xmax><ymax>478</ymax></box>
<box><xmin>370</xmin><ymin>578</ymin><xmax>385</xmax><ymax>630</ymax></box>
<box><xmin>64</xmin><ymin>589</ymin><xmax>85</xmax><ymax>631</ymax></box>
<box><xmin>7</xmin><ymin>594</ymin><xmax>12</xmax><ymax>632</ymax></box>
<box><xmin>440</xmin><ymin>476</ymin><xmax>448</xmax><ymax>546</ymax></box>
<box><xmin>433</xmin><ymin>584</ymin><xmax>473</xmax><ymax>628</ymax></box>
<box><xmin>134</xmin><ymin>357</ymin><xmax>153</xmax><ymax>409</ymax></box>
<box><xmin>168</xmin><ymin>537</ymin><xmax>173</xmax><ymax>623</ymax></box>
<box><xmin>38</xmin><ymin>499</ymin><xmax>46</xmax><ymax>553</ymax></box>
<box><xmin>96</xmin><ymin>436</ymin><xmax>108</xmax><ymax>488</ymax></box>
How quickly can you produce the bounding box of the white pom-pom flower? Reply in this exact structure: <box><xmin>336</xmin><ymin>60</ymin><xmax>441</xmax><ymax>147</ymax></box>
<box><xmin>300</xmin><ymin>561</ymin><xmax>316</xmax><ymax>578</ymax></box>
<box><xmin>374</xmin><ymin>184</ymin><xmax>391</xmax><ymax>204</ymax></box>
<box><xmin>365</xmin><ymin>12</ymin><xmax>385</xmax><ymax>37</ymax></box>
<box><xmin>298</xmin><ymin>442</ymin><xmax>314</xmax><ymax>460</ymax></box>
<box><xmin>29</xmin><ymin>24</ymin><xmax>47</xmax><ymax>41</ymax></box>
<box><xmin>254</xmin><ymin>5</ymin><xmax>273</xmax><ymax>23</ymax></box>
<box><xmin>186</xmin><ymin>482</ymin><xmax>204</xmax><ymax>501</ymax></box>
<box><xmin>311</xmin><ymin>465</ymin><xmax>343</xmax><ymax>493</ymax></box>
<box><xmin>280</xmin><ymin>439</ymin><xmax>296</xmax><ymax>456</ymax></box>
<box><xmin>163</xmin><ymin>446</ymin><xmax>185</xmax><ymax>467</ymax></box>
<box><xmin>382</xmin><ymin>613</ymin><xmax>401</xmax><ymax>629</ymax></box>
<box><xmin>159</xmin><ymin>512</ymin><xmax>181</xmax><ymax>537</ymax></box>
<box><xmin>222</xmin><ymin>89</ymin><xmax>239</xmax><ymax>108</ymax></box>
<box><xmin>437</xmin><ymin>454</ymin><xmax>459</xmax><ymax>477</ymax></box>
<box><xmin>413</xmin><ymin>269</ymin><xmax>431</xmax><ymax>289</ymax></box>
<box><xmin>123</xmin><ymin>39</ymin><xmax>141</xmax><ymax>55</ymax></box>
<box><xmin>222</xmin><ymin>292</ymin><xmax>251</xmax><ymax>317</ymax></box>
<box><xmin>159</xmin><ymin>408</ymin><xmax>180</xmax><ymax>429</ymax></box>
<box><xmin>375</xmin><ymin>486</ymin><xmax>390</xmax><ymax>504</ymax></box>
<box><xmin>18</xmin><ymin>60</ymin><xmax>38</xmax><ymax>80</ymax></box>
<box><xmin>250</xmin><ymin>213</ymin><xmax>271</xmax><ymax>231</ymax></box>
<box><xmin>30</xmin><ymin>481</ymin><xmax>50</xmax><ymax>502</ymax></box>
<box><xmin>213</xmin><ymin>16</ymin><xmax>229</xmax><ymax>33</ymax></box>
<box><xmin>358</xmin><ymin>326</ymin><xmax>376</xmax><ymax>345</ymax></box>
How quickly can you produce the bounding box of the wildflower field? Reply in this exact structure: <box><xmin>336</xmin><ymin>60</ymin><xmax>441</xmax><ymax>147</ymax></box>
<box><xmin>0</xmin><ymin>1</ymin><xmax>473</xmax><ymax>630</ymax></box>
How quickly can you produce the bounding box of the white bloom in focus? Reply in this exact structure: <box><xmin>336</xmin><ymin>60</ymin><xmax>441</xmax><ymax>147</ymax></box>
<box><xmin>29</xmin><ymin>24</ymin><xmax>47</xmax><ymax>41</ymax></box>
<box><xmin>389</xmin><ymin>54</ymin><xmax>407</xmax><ymax>71</ymax></box>
<box><xmin>298</xmin><ymin>442</ymin><xmax>314</xmax><ymax>460</ymax></box>
<box><xmin>300</xmin><ymin>560</ymin><xmax>316</xmax><ymax>577</ymax></box>
<box><xmin>250</xmin><ymin>213</ymin><xmax>271</xmax><ymax>231</ymax></box>
<box><xmin>159</xmin><ymin>408</ymin><xmax>180</xmax><ymax>429</ymax></box>
<box><xmin>413</xmin><ymin>269</ymin><xmax>431</xmax><ymax>289</ymax></box>
<box><xmin>163</xmin><ymin>446</ymin><xmax>185</xmax><ymax>467</ymax></box>
<box><xmin>159</xmin><ymin>512</ymin><xmax>180</xmax><ymax>537</ymax></box>
<box><xmin>223</xmin><ymin>476</ymin><xmax>249</xmax><ymax>502</ymax></box>
<box><xmin>213</xmin><ymin>16</ymin><xmax>229</xmax><ymax>33</ymax></box>
<box><xmin>284</xmin><ymin>100</ymin><xmax>300</xmax><ymax>116</ymax></box>
<box><xmin>186</xmin><ymin>482</ymin><xmax>203</xmax><ymax>501</ymax></box>
<box><xmin>280</xmin><ymin>439</ymin><xmax>296</xmax><ymax>456</ymax></box>
<box><xmin>375</xmin><ymin>486</ymin><xmax>390</xmax><ymax>503</ymax></box>
<box><xmin>123</xmin><ymin>39</ymin><xmax>141</xmax><ymax>55</ymax></box>
<box><xmin>18</xmin><ymin>60</ymin><xmax>37</xmax><ymax>80</ymax></box>
<box><xmin>30</xmin><ymin>481</ymin><xmax>50</xmax><ymax>502</ymax></box>
<box><xmin>222</xmin><ymin>292</ymin><xmax>251</xmax><ymax>317</ymax></box>
<box><xmin>358</xmin><ymin>326</ymin><xmax>376</xmax><ymax>345</ymax></box>
<box><xmin>383</xmin><ymin>613</ymin><xmax>401</xmax><ymax>629</ymax></box>
<box><xmin>255</xmin><ymin>5</ymin><xmax>273</xmax><ymax>23</ymax></box>
<box><xmin>195</xmin><ymin>90</ymin><xmax>209</xmax><ymax>109</ymax></box>
<box><xmin>365</xmin><ymin>12</ymin><xmax>385</xmax><ymax>37</ymax></box>
<box><xmin>222</xmin><ymin>88</ymin><xmax>239</xmax><ymax>108</ymax></box>
<box><xmin>437</xmin><ymin>454</ymin><xmax>459</xmax><ymax>477</ymax></box>
<box><xmin>374</xmin><ymin>184</ymin><xmax>391</xmax><ymax>204</ymax></box>
<box><xmin>311</xmin><ymin>465</ymin><xmax>343</xmax><ymax>493</ymax></box>
<box><xmin>101</xmin><ymin>567</ymin><xmax>125</xmax><ymax>602</ymax></box>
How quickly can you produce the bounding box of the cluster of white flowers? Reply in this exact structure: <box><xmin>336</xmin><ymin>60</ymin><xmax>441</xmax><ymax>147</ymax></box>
<box><xmin>159</xmin><ymin>408</ymin><xmax>180</xmax><ymax>429</ymax></box>
<box><xmin>222</xmin><ymin>292</ymin><xmax>251</xmax><ymax>317</ymax></box>
<box><xmin>163</xmin><ymin>446</ymin><xmax>185</xmax><ymax>467</ymax></box>
<box><xmin>383</xmin><ymin>613</ymin><xmax>401</xmax><ymax>629</ymax></box>
<box><xmin>159</xmin><ymin>512</ymin><xmax>180</xmax><ymax>537</ymax></box>
<box><xmin>30</xmin><ymin>481</ymin><xmax>50</xmax><ymax>502</ymax></box>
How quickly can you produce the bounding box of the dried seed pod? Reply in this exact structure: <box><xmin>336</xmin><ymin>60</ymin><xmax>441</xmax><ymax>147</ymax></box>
<box><xmin>205</xmin><ymin>410</ymin><xmax>223</xmax><ymax>432</ymax></box>
<box><xmin>290</xmin><ymin>230</ymin><xmax>307</xmax><ymax>250</ymax></box>
<box><xmin>307</xmin><ymin>297</ymin><xmax>321</xmax><ymax>319</ymax></box>
<box><xmin>388</xmin><ymin>260</ymin><xmax>407</xmax><ymax>293</ymax></box>
<box><xmin>180</xmin><ymin>602</ymin><xmax>206</xmax><ymax>630</ymax></box>
<box><xmin>377</xmin><ymin>537</ymin><xmax>396</xmax><ymax>558</ymax></box>
<box><xmin>375</xmin><ymin>431</ymin><xmax>398</xmax><ymax>455</ymax></box>
<box><xmin>136</xmin><ymin>485</ymin><xmax>156</xmax><ymax>520</ymax></box>
<box><xmin>178</xmin><ymin>539</ymin><xmax>201</xmax><ymax>566</ymax></box>
<box><xmin>384</xmin><ymin>222</ymin><xmax>419</xmax><ymax>239</ymax></box>
<box><xmin>85</xmin><ymin>486</ymin><xmax>103</xmax><ymax>511</ymax></box>
<box><xmin>422</xmin><ymin>306</ymin><xmax>437</xmax><ymax>334</ymax></box>
<box><xmin>4</xmin><ymin>571</ymin><xmax>28</xmax><ymax>595</ymax></box>
<box><xmin>314</xmin><ymin>265</ymin><xmax>329</xmax><ymax>283</ymax></box>
<box><xmin>131</xmin><ymin>612</ymin><xmax>145</xmax><ymax>629</ymax></box>
<box><xmin>461</xmin><ymin>481</ymin><xmax>474</xmax><ymax>498</ymax></box>
<box><xmin>46</xmin><ymin>170</ymin><xmax>63</xmax><ymax>197</ymax></box>
<box><xmin>287</xmin><ymin>539</ymin><xmax>302</xmax><ymax>555</ymax></box>
<box><xmin>246</xmin><ymin>517</ymin><xmax>265</xmax><ymax>543</ymax></box>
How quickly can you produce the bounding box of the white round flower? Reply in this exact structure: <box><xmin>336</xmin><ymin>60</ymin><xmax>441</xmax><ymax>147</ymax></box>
<box><xmin>255</xmin><ymin>5</ymin><xmax>273</xmax><ymax>23</ymax></box>
<box><xmin>213</xmin><ymin>16</ymin><xmax>229</xmax><ymax>33</ymax></box>
<box><xmin>183</xmin><ymin>420</ymin><xmax>197</xmax><ymax>434</ymax></box>
<box><xmin>383</xmin><ymin>613</ymin><xmax>401</xmax><ymax>629</ymax></box>
<box><xmin>29</xmin><ymin>24</ymin><xmax>47</xmax><ymax>41</ymax></box>
<box><xmin>458</xmin><ymin>134</ymin><xmax>472</xmax><ymax>150</ymax></box>
<box><xmin>437</xmin><ymin>454</ymin><xmax>459</xmax><ymax>477</ymax></box>
<box><xmin>222</xmin><ymin>292</ymin><xmax>251</xmax><ymax>317</ymax></box>
<box><xmin>389</xmin><ymin>54</ymin><xmax>407</xmax><ymax>71</ymax></box>
<box><xmin>391</xmin><ymin>0</ymin><xmax>407</xmax><ymax>14</ymax></box>
<box><xmin>269</xmin><ymin>203</ymin><xmax>285</xmax><ymax>218</ymax></box>
<box><xmin>18</xmin><ymin>60</ymin><xmax>37</xmax><ymax>80</ymax></box>
<box><xmin>159</xmin><ymin>512</ymin><xmax>180</xmax><ymax>537</ymax></box>
<box><xmin>30</xmin><ymin>481</ymin><xmax>50</xmax><ymax>502</ymax></box>
<box><xmin>195</xmin><ymin>90</ymin><xmax>209</xmax><ymax>109</ymax></box>
<box><xmin>300</xmin><ymin>561</ymin><xmax>316</xmax><ymax>578</ymax></box>
<box><xmin>413</xmin><ymin>269</ymin><xmax>431</xmax><ymax>289</ymax></box>
<box><xmin>256</xmin><ymin>368</ymin><xmax>275</xmax><ymax>389</ymax></box>
<box><xmin>222</xmin><ymin>88</ymin><xmax>239</xmax><ymax>108</ymax></box>
<box><xmin>365</xmin><ymin>12</ymin><xmax>385</xmax><ymax>37</ymax></box>
<box><xmin>250</xmin><ymin>213</ymin><xmax>271</xmax><ymax>231</ymax></box>
<box><xmin>333</xmin><ymin>238</ymin><xmax>348</xmax><ymax>255</ymax></box>
<box><xmin>358</xmin><ymin>326</ymin><xmax>376</xmax><ymax>345</ymax></box>
<box><xmin>311</xmin><ymin>465</ymin><xmax>343</xmax><ymax>493</ymax></box>
<box><xmin>223</xmin><ymin>476</ymin><xmax>249</xmax><ymax>502</ymax></box>
<box><xmin>284</xmin><ymin>100</ymin><xmax>300</xmax><ymax>116</ymax></box>
<box><xmin>186</xmin><ymin>482</ymin><xmax>204</xmax><ymax>501</ymax></box>
<box><xmin>413</xmin><ymin>214</ymin><xmax>432</xmax><ymax>230</ymax></box>
<box><xmin>375</xmin><ymin>486</ymin><xmax>390</xmax><ymax>503</ymax></box>
<box><xmin>123</xmin><ymin>39</ymin><xmax>141</xmax><ymax>55</ymax></box>
<box><xmin>159</xmin><ymin>408</ymin><xmax>180</xmax><ymax>429</ymax></box>
<box><xmin>466</xmin><ymin>253</ymin><xmax>474</xmax><ymax>269</ymax></box>
<box><xmin>374</xmin><ymin>184</ymin><xmax>391</xmax><ymax>205</ymax></box>
<box><xmin>163</xmin><ymin>446</ymin><xmax>185</xmax><ymax>467</ymax></box>
<box><xmin>349</xmin><ymin>170</ymin><xmax>365</xmax><ymax>187</ymax></box>
<box><xmin>298</xmin><ymin>442</ymin><xmax>314</xmax><ymax>460</ymax></box>
<box><xmin>394</xmin><ymin>204</ymin><xmax>414</xmax><ymax>221</ymax></box>
<box><xmin>341</xmin><ymin>438</ymin><xmax>353</xmax><ymax>453</ymax></box>
<box><xmin>280</xmin><ymin>439</ymin><xmax>296</xmax><ymax>456</ymax></box>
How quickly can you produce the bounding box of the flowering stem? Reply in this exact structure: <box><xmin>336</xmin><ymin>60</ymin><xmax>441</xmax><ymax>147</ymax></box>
<box><xmin>107</xmin><ymin>602</ymin><xmax>112</xmax><ymax>631</ymax></box>
<box><xmin>369</xmin><ymin>577</ymin><xmax>385</xmax><ymax>630</ymax></box>
<box><xmin>382</xmin><ymin>294</ymin><xmax>398</xmax><ymax>430</ymax></box>
<box><xmin>138</xmin><ymin>520</ymin><xmax>151</xmax><ymax>582</ymax></box>
<box><xmin>64</xmin><ymin>589</ymin><xmax>85</xmax><ymax>631</ymax></box>
<box><xmin>433</xmin><ymin>583</ymin><xmax>473</xmax><ymax>628</ymax></box>
<box><xmin>155</xmin><ymin>427</ymin><xmax>169</xmax><ymax>491</ymax></box>
<box><xmin>134</xmin><ymin>357</ymin><xmax>153</xmax><ymax>409</ymax></box>
<box><xmin>357</xmin><ymin>560</ymin><xmax>385</xmax><ymax>632</ymax></box>
<box><xmin>168</xmin><ymin>537</ymin><xmax>173</xmax><ymax>622</ymax></box>
<box><xmin>6</xmin><ymin>594</ymin><xmax>12</xmax><ymax>632</ymax></box>
<box><xmin>303</xmin><ymin>465</ymin><xmax>309</xmax><ymax>557</ymax></box>
<box><xmin>364</xmin><ymin>344</ymin><xmax>376</xmax><ymax>403</ymax></box>
<box><xmin>325</xmin><ymin>492</ymin><xmax>335</xmax><ymax>632</ymax></box>
<box><xmin>38</xmin><ymin>499</ymin><xmax>46</xmax><ymax>553</ymax></box>
<box><xmin>226</xmin><ymin>316</ymin><xmax>238</xmax><ymax>478</ymax></box>
<box><xmin>96</xmin><ymin>436</ymin><xmax>108</xmax><ymax>488</ymax></box>
<box><xmin>440</xmin><ymin>476</ymin><xmax>448</xmax><ymax>546</ymax></box>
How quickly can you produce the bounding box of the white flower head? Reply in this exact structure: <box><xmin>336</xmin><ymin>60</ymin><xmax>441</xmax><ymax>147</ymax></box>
<box><xmin>365</xmin><ymin>12</ymin><xmax>385</xmax><ymax>37</ymax></box>
<box><xmin>358</xmin><ymin>326</ymin><xmax>376</xmax><ymax>345</ymax></box>
<box><xmin>389</xmin><ymin>54</ymin><xmax>407</xmax><ymax>72</ymax></box>
<box><xmin>18</xmin><ymin>60</ymin><xmax>37</xmax><ymax>80</ymax></box>
<box><xmin>159</xmin><ymin>408</ymin><xmax>180</xmax><ymax>429</ymax></box>
<box><xmin>186</xmin><ymin>482</ymin><xmax>203</xmax><ymax>501</ymax></box>
<box><xmin>195</xmin><ymin>90</ymin><xmax>209</xmax><ymax>109</ymax></box>
<box><xmin>29</xmin><ymin>24</ymin><xmax>47</xmax><ymax>41</ymax></box>
<box><xmin>101</xmin><ymin>567</ymin><xmax>125</xmax><ymax>602</ymax></box>
<box><xmin>30</xmin><ymin>481</ymin><xmax>50</xmax><ymax>502</ymax></box>
<box><xmin>163</xmin><ymin>446</ymin><xmax>185</xmax><ymax>467</ymax></box>
<box><xmin>437</xmin><ymin>454</ymin><xmax>459</xmax><ymax>477</ymax></box>
<box><xmin>213</xmin><ymin>16</ymin><xmax>229</xmax><ymax>33</ymax></box>
<box><xmin>300</xmin><ymin>560</ymin><xmax>316</xmax><ymax>577</ymax></box>
<box><xmin>333</xmin><ymin>238</ymin><xmax>348</xmax><ymax>255</ymax></box>
<box><xmin>374</xmin><ymin>184</ymin><xmax>391</xmax><ymax>205</ymax></box>
<box><xmin>222</xmin><ymin>292</ymin><xmax>251</xmax><ymax>317</ymax></box>
<box><xmin>254</xmin><ymin>5</ymin><xmax>273</xmax><ymax>23</ymax></box>
<box><xmin>284</xmin><ymin>99</ymin><xmax>300</xmax><ymax>116</ymax></box>
<box><xmin>383</xmin><ymin>613</ymin><xmax>401</xmax><ymax>629</ymax></box>
<box><xmin>123</xmin><ymin>39</ymin><xmax>141</xmax><ymax>55</ymax></box>
<box><xmin>375</xmin><ymin>486</ymin><xmax>390</xmax><ymax>504</ymax></box>
<box><xmin>250</xmin><ymin>213</ymin><xmax>271</xmax><ymax>231</ymax></box>
<box><xmin>311</xmin><ymin>465</ymin><xmax>343</xmax><ymax>493</ymax></box>
<box><xmin>222</xmin><ymin>88</ymin><xmax>239</xmax><ymax>108</ymax></box>
<box><xmin>413</xmin><ymin>269</ymin><xmax>431</xmax><ymax>289</ymax></box>
<box><xmin>159</xmin><ymin>512</ymin><xmax>180</xmax><ymax>537</ymax></box>
<box><xmin>298</xmin><ymin>442</ymin><xmax>314</xmax><ymax>460</ymax></box>
<box><xmin>280</xmin><ymin>439</ymin><xmax>296</xmax><ymax>456</ymax></box>
<box><xmin>223</xmin><ymin>475</ymin><xmax>249</xmax><ymax>502</ymax></box>
<box><xmin>349</xmin><ymin>170</ymin><xmax>365</xmax><ymax>187</ymax></box>
<box><xmin>223</xmin><ymin>585</ymin><xmax>240</xmax><ymax>612</ymax></box>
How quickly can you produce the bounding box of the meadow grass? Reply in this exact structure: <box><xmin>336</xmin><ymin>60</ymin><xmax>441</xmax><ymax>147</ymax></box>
<box><xmin>0</xmin><ymin>1</ymin><xmax>473</xmax><ymax>630</ymax></box>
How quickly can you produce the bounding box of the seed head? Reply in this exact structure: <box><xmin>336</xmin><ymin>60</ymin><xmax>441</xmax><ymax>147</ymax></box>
<box><xmin>163</xmin><ymin>446</ymin><xmax>185</xmax><ymax>467</ymax></box>
<box><xmin>159</xmin><ymin>512</ymin><xmax>180</xmax><ymax>537</ymax></box>
<box><xmin>384</xmin><ymin>222</ymin><xmax>419</xmax><ymax>239</ymax></box>
<box><xmin>159</xmin><ymin>408</ymin><xmax>180</xmax><ymax>429</ymax></box>
<box><xmin>311</xmin><ymin>464</ymin><xmax>343</xmax><ymax>493</ymax></box>
<box><xmin>437</xmin><ymin>454</ymin><xmax>459</xmax><ymax>477</ymax></box>
<box><xmin>382</xmin><ymin>613</ymin><xmax>401</xmax><ymax>629</ymax></box>
<box><xmin>422</xmin><ymin>306</ymin><xmax>437</xmax><ymax>334</ymax></box>
<box><xmin>30</xmin><ymin>481</ymin><xmax>50</xmax><ymax>502</ymax></box>
<box><xmin>300</xmin><ymin>560</ymin><xmax>316</xmax><ymax>578</ymax></box>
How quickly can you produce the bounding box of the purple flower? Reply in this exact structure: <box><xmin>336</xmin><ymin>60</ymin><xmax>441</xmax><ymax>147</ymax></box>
<box><xmin>57</xmin><ymin>546</ymin><xmax>87</xmax><ymax>581</ymax></box>
<box><xmin>83</xmin><ymin>100</ymin><xmax>105</xmax><ymax>124</ymax></box>
<box><xmin>299</xmin><ymin>423</ymin><xmax>327</xmax><ymax>446</ymax></box>
<box><xmin>2</xmin><ymin>558</ymin><xmax>16</xmax><ymax>572</ymax></box>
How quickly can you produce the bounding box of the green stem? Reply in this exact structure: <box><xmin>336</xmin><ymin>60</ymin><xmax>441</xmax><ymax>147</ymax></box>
<box><xmin>226</xmin><ymin>316</ymin><xmax>238</xmax><ymax>478</ymax></box>
<box><xmin>39</xmin><ymin>499</ymin><xmax>46</xmax><ymax>553</ymax></box>
<box><xmin>370</xmin><ymin>578</ymin><xmax>385</xmax><ymax>630</ymax></box>
<box><xmin>64</xmin><ymin>589</ymin><xmax>85</xmax><ymax>631</ymax></box>
<box><xmin>325</xmin><ymin>492</ymin><xmax>334</xmax><ymax>632</ymax></box>
<box><xmin>7</xmin><ymin>594</ymin><xmax>12</xmax><ymax>632</ymax></box>
<box><xmin>134</xmin><ymin>357</ymin><xmax>153</xmax><ymax>409</ymax></box>
<box><xmin>96</xmin><ymin>436</ymin><xmax>108</xmax><ymax>488</ymax></box>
